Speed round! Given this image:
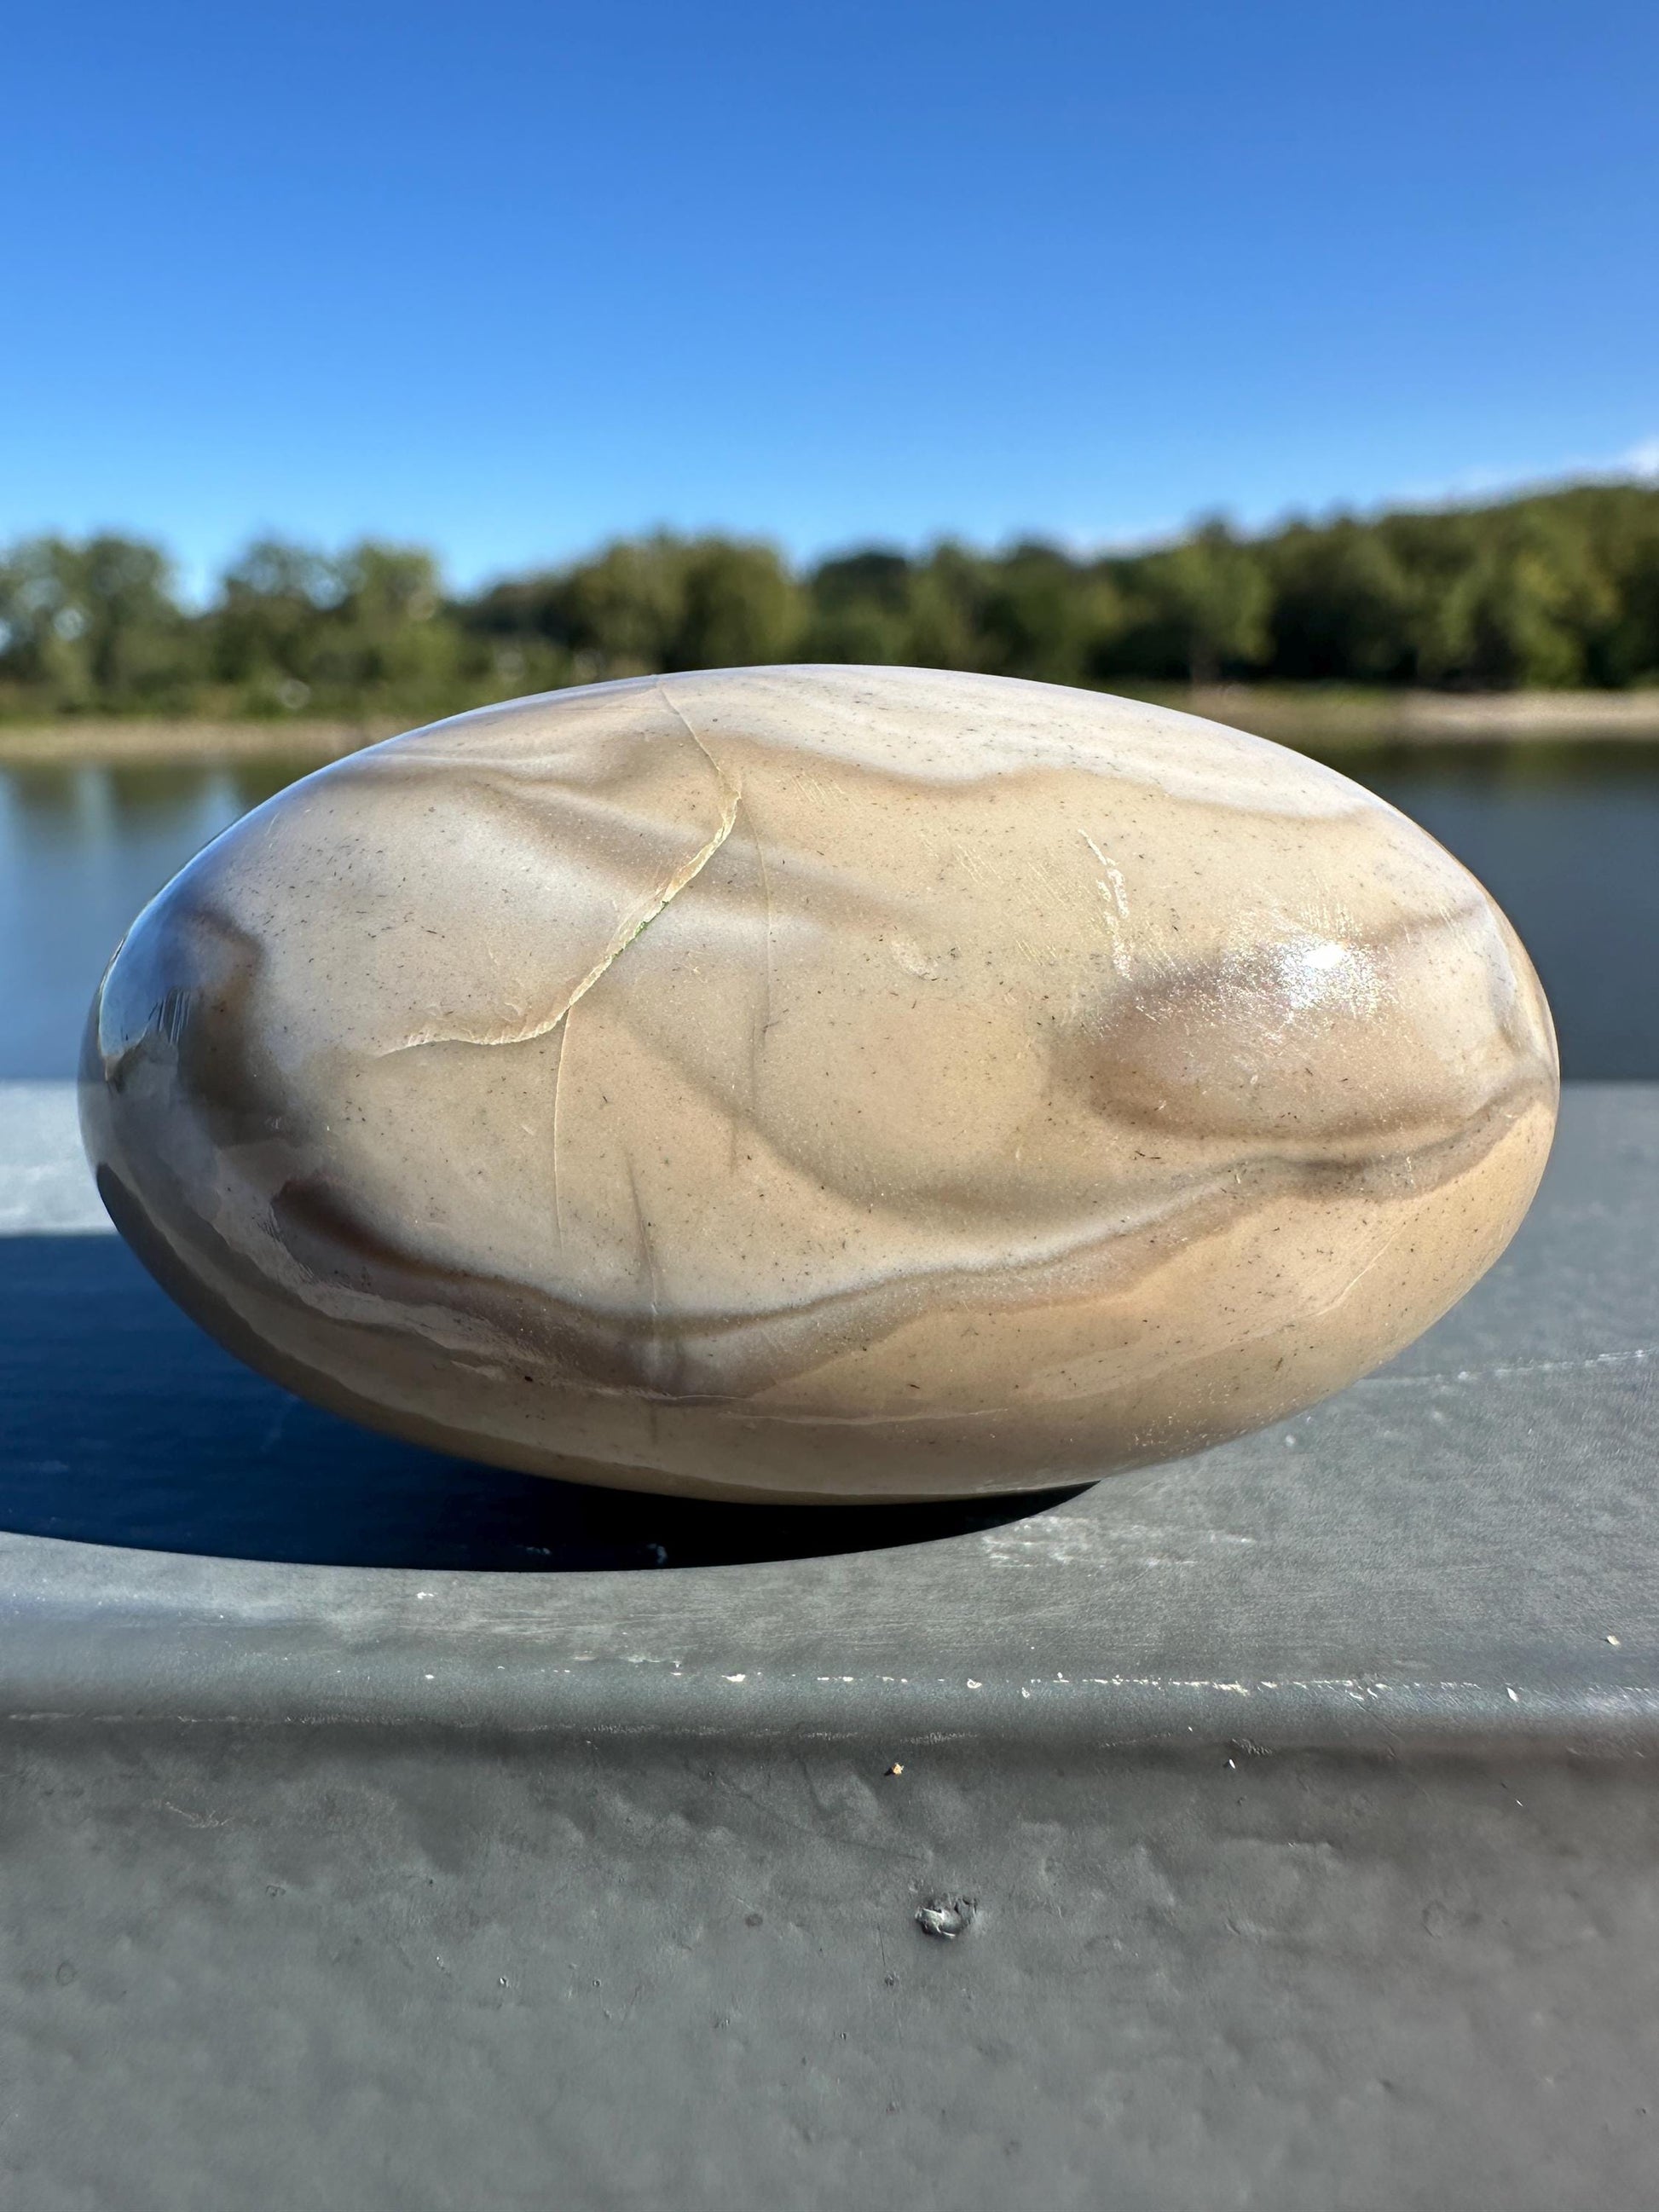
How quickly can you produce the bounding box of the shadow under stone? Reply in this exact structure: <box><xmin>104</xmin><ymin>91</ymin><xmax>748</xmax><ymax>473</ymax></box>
<box><xmin>0</xmin><ymin>1235</ymin><xmax>1084</xmax><ymax>1570</ymax></box>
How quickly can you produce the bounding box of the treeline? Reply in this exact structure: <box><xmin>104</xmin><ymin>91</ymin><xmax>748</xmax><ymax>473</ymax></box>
<box><xmin>3</xmin><ymin>479</ymin><xmax>1659</xmax><ymax>722</ymax></box>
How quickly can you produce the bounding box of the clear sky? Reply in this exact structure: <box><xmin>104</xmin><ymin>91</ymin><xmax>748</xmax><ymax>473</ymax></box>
<box><xmin>5</xmin><ymin>0</ymin><xmax>1656</xmax><ymax>590</ymax></box>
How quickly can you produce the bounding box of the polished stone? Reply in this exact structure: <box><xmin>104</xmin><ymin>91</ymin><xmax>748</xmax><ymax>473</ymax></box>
<box><xmin>79</xmin><ymin>667</ymin><xmax>1558</xmax><ymax>1501</ymax></box>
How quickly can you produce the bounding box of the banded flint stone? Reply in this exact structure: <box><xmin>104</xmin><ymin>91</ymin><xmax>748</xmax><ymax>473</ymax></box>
<box><xmin>80</xmin><ymin>667</ymin><xmax>1558</xmax><ymax>1502</ymax></box>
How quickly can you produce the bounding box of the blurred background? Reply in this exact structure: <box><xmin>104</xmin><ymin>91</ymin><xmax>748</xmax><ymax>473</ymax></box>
<box><xmin>5</xmin><ymin>0</ymin><xmax>1658</xmax><ymax>1080</ymax></box>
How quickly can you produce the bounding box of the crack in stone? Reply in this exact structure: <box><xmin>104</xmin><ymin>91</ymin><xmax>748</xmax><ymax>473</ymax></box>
<box><xmin>374</xmin><ymin>684</ymin><xmax>742</xmax><ymax>1056</ymax></box>
<box><xmin>549</xmin><ymin>1009</ymin><xmax>571</xmax><ymax>1246</ymax></box>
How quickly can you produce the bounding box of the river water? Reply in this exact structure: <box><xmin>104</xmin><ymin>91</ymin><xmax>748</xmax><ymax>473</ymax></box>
<box><xmin>5</xmin><ymin>741</ymin><xmax>1656</xmax><ymax>1080</ymax></box>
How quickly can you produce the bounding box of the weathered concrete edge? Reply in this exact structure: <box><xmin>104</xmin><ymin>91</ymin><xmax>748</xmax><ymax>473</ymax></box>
<box><xmin>4</xmin><ymin>1612</ymin><xmax>1658</xmax><ymax>1759</ymax></box>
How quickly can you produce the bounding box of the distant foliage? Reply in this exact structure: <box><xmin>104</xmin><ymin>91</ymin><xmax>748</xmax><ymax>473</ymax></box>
<box><xmin>3</xmin><ymin>481</ymin><xmax>1659</xmax><ymax>720</ymax></box>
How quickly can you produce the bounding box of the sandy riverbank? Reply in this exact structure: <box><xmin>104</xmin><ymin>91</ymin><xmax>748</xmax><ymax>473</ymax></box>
<box><xmin>1185</xmin><ymin>686</ymin><xmax>1659</xmax><ymax>744</ymax></box>
<box><xmin>3</xmin><ymin>688</ymin><xmax>1659</xmax><ymax>767</ymax></box>
<box><xmin>0</xmin><ymin>718</ymin><xmax>401</xmax><ymax>767</ymax></box>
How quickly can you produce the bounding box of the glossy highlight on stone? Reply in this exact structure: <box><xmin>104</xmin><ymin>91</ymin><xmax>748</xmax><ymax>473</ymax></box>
<box><xmin>80</xmin><ymin>667</ymin><xmax>1558</xmax><ymax>1503</ymax></box>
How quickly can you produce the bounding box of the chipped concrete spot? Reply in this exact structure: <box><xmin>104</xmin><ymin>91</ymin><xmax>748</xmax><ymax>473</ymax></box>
<box><xmin>1363</xmin><ymin>1348</ymin><xmax>1653</xmax><ymax>1391</ymax></box>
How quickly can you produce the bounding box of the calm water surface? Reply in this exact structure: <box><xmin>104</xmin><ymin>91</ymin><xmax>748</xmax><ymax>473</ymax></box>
<box><xmin>3</xmin><ymin>741</ymin><xmax>1656</xmax><ymax>1079</ymax></box>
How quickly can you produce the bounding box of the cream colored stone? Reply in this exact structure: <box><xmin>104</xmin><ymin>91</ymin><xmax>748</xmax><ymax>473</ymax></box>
<box><xmin>79</xmin><ymin>667</ymin><xmax>1558</xmax><ymax>1502</ymax></box>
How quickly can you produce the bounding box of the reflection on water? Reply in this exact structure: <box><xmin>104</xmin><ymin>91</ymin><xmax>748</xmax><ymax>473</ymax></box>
<box><xmin>3</xmin><ymin>741</ymin><xmax>1657</xmax><ymax>1079</ymax></box>
<box><xmin>1</xmin><ymin>757</ymin><xmax>303</xmax><ymax>1080</ymax></box>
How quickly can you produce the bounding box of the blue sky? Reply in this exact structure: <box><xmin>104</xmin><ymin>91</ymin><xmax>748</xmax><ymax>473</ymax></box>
<box><xmin>4</xmin><ymin>0</ymin><xmax>1656</xmax><ymax>590</ymax></box>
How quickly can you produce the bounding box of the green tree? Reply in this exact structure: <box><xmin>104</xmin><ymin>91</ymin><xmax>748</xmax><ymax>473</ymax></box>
<box><xmin>0</xmin><ymin>534</ymin><xmax>194</xmax><ymax>711</ymax></box>
<box><xmin>320</xmin><ymin>542</ymin><xmax>462</xmax><ymax>707</ymax></box>
<box><xmin>801</xmin><ymin>549</ymin><xmax>915</xmax><ymax>663</ymax></box>
<box><xmin>974</xmin><ymin>542</ymin><xmax>1126</xmax><ymax>686</ymax></box>
<box><xmin>1129</xmin><ymin>520</ymin><xmax>1271</xmax><ymax>684</ymax></box>
<box><xmin>1413</xmin><ymin>512</ymin><xmax>1616</xmax><ymax>689</ymax></box>
<box><xmin>211</xmin><ymin>538</ymin><xmax>338</xmax><ymax>704</ymax></box>
<box><xmin>666</xmin><ymin>538</ymin><xmax>803</xmax><ymax>670</ymax></box>
<box><xmin>10</xmin><ymin>477</ymin><xmax>1659</xmax><ymax>723</ymax></box>
<box><xmin>1263</xmin><ymin>519</ymin><xmax>1414</xmax><ymax>683</ymax></box>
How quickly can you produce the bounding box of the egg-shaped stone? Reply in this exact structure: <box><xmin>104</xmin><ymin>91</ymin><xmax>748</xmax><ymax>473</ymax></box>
<box><xmin>80</xmin><ymin>667</ymin><xmax>1558</xmax><ymax>1503</ymax></box>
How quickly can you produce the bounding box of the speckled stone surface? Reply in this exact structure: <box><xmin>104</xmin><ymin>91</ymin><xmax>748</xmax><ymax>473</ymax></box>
<box><xmin>79</xmin><ymin>667</ymin><xmax>1558</xmax><ymax>1500</ymax></box>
